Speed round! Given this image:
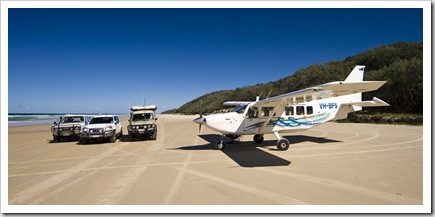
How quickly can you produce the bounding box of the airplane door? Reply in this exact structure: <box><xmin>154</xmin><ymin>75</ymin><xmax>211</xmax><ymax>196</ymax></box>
<box><xmin>242</xmin><ymin>106</ymin><xmax>260</xmax><ymax>134</ymax></box>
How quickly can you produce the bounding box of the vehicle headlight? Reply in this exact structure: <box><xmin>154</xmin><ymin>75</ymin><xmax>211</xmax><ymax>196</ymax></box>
<box><xmin>105</xmin><ymin>126</ymin><xmax>113</xmax><ymax>132</ymax></box>
<box><xmin>83</xmin><ymin>127</ymin><xmax>88</xmax><ymax>133</ymax></box>
<box><xmin>128</xmin><ymin>125</ymin><xmax>132</xmax><ymax>130</ymax></box>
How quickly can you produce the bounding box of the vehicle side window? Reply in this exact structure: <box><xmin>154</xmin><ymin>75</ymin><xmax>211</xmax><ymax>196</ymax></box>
<box><xmin>306</xmin><ymin>106</ymin><xmax>313</xmax><ymax>115</ymax></box>
<box><xmin>296</xmin><ymin>106</ymin><xmax>304</xmax><ymax>115</ymax></box>
<box><xmin>114</xmin><ymin>116</ymin><xmax>119</xmax><ymax>123</ymax></box>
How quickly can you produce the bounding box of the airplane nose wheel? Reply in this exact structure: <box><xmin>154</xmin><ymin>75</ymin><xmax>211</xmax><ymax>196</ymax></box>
<box><xmin>216</xmin><ymin>140</ymin><xmax>225</xmax><ymax>150</ymax></box>
<box><xmin>277</xmin><ymin>138</ymin><xmax>290</xmax><ymax>151</ymax></box>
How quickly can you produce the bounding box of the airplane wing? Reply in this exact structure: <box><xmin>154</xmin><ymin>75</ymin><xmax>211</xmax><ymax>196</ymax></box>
<box><xmin>223</xmin><ymin>101</ymin><xmax>251</xmax><ymax>106</ymax></box>
<box><xmin>341</xmin><ymin>97</ymin><xmax>390</xmax><ymax>107</ymax></box>
<box><xmin>253</xmin><ymin>80</ymin><xmax>387</xmax><ymax>107</ymax></box>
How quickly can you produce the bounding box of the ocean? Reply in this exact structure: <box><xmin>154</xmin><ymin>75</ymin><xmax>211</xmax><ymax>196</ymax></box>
<box><xmin>8</xmin><ymin>113</ymin><xmax>126</xmax><ymax>127</ymax></box>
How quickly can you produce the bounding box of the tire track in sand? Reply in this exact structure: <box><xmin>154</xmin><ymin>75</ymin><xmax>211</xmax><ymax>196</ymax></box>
<box><xmin>257</xmin><ymin>168</ymin><xmax>422</xmax><ymax>205</ymax></box>
<box><xmin>95</xmin><ymin>120</ymin><xmax>165</xmax><ymax>204</ymax></box>
<box><xmin>9</xmin><ymin>142</ymin><xmax>130</xmax><ymax>204</ymax></box>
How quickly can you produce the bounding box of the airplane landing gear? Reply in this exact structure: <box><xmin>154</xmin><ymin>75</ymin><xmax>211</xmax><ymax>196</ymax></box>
<box><xmin>276</xmin><ymin>138</ymin><xmax>290</xmax><ymax>150</ymax></box>
<box><xmin>274</xmin><ymin>131</ymin><xmax>290</xmax><ymax>151</ymax></box>
<box><xmin>253</xmin><ymin>134</ymin><xmax>264</xmax><ymax>144</ymax></box>
<box><xmin>215</xmin><ymin>140</ymin><xmax>225</xmax><ymax>150</ymax></box>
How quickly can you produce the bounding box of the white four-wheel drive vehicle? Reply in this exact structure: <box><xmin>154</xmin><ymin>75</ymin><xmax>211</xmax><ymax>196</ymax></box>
<box><xmin>51</xmin><ymin>115</ymin><xmax>92</xmax><ymax>142</ymax></box>
<box><xmin>80</xmin><ymin>115</ymin><xmax>122</xmax><ymax>144</ymax></box>
<box><xmin>127</xmin><ymin>105</ymin><xmax>158</xmax><ymax>141</ymax></box>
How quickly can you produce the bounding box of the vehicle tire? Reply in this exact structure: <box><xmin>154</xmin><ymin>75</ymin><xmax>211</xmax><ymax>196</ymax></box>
<box><xmin>130</xmin><ymin>134</ymin><xmax>135</xmax><ymax>141</ymax></box>
<box><xmin>151</xmin><ymin>131</ymin><xmax>157</xmax><ymax>140</ymax></box>
<box><xmin>53</xmin><ymin>136</ymin><xmax>59</xmax><ymax>142</ymax></box>
<box><xmin>253</xmin><ymin>134</ymin><xmax>264</xmax><ymax>144</ymax></box>
<box><xmin>110</xmin><ymin>132</ymin><xmax>116</xmax><ymax>143</ymax></box>
<box><xmin>81</xmin><ymin>138</ymin><xmax>87</xmax><ymax>144</ymax></box>
<box><xmin>118</xmin><ymin>129</ymin><xmax>123</xmax><ymax>139</ymax></box>
<box><xmin>215</xmin><ymin>140</ymin><xmax>225</xmax><ymax>150</ymax></box>
<box><xmin>276</xmin><ymin>138</ymin><xmax>290</xmax><ymax>151</ymax></box>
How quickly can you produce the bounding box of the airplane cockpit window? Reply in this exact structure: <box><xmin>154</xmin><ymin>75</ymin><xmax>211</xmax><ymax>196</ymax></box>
<box><xmin>232</xmin><ymin>104</ymin><xmax>248</xmax><ymax>114</ymax></box>
<box><xmin>248</xmin><ymin>107</ymin><xmax>258</xmax><ymax>118</ymax></box>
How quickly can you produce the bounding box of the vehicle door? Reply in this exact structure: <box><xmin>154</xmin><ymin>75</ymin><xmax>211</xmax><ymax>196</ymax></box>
<box><xmin>114</xmin><ymin>116</ymin><xmax>121</xmax><ymax>133</ymax></box>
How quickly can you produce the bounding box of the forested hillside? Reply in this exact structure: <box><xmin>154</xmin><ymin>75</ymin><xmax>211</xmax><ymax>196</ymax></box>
<box><xmin>164</xmin><ymin>42</ymin><xmax>423</xmax><ymax>115</ymax></box>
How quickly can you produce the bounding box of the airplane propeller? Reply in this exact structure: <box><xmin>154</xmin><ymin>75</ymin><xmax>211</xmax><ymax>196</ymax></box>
<box><xmin>194</xmin><ymin>100</ymin><xmax>205</xmax><ymax>134</ymax></box>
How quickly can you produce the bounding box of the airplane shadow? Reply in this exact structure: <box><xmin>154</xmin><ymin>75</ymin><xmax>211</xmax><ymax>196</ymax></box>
<box><xmin>282</xmin><ymin>135</ymin><xmax>342</xmax><ymax>146</ymax></box>
<box><xmin>176</xmin><ymin>134</ymin><xmax>291</xmax><ymax>168</ymax></box>
<box><xmin>175</xmin><ymin>134</ymin><xmax>342</xmax><ymax>168</ymax></box>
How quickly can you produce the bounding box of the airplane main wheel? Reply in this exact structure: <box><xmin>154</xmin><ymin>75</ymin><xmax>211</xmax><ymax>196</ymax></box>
<box><xmin>253</xmin><ymin>134</ymin><xmax>264</xmax><ymax>144</ymax></box>
<box><xmin>216</xmin><ymin>141</ymin><xmax>225</xmax><ymax>150</ymax></box>
<box><xmin>276</xmin><ymin>138</ymin><xmax>290</xmax><ymax>151</ymax></box>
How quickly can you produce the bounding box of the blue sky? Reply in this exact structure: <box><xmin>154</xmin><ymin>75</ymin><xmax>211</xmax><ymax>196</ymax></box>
<box><xmin>8</xmin><ymin>8</ymin><xmax>423</xmax><ymax>114</ymax></box>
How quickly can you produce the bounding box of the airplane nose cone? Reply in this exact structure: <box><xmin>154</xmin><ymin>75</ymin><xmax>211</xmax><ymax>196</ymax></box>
<box><xmin>193</xmin><ymin>117</ymin><xmax>205</xmax><ymax>124</ymax></box>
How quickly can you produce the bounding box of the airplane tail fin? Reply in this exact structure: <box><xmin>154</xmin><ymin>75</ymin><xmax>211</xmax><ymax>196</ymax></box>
<box><xmin>342</xmin><ymin>65</ymin><xmax>366</xmax><ymax>110</ymax></box>
<box><xmin>344</xmin><ymin>65</ymin><xmax>365</xmax><ymax>82</ymax></box>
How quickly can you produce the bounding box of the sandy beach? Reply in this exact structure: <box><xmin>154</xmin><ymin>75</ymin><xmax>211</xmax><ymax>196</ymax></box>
<box><xmin>7</xmin><ymin>114</ymin><xmax>424</xmax><ymax>211</ymax></box>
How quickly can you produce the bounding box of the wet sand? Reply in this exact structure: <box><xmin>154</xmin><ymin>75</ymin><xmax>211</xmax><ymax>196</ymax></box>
<box><xmin>6</xmin><ymin>115</ymin><xmax>425</xmax><ymax>212</ymax></box>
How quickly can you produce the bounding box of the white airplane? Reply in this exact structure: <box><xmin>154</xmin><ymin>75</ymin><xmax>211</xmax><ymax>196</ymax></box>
<box><xmin>193</xmin><ymin>65</ymin><xmax>390</xmax><ymax>151</ymax></box>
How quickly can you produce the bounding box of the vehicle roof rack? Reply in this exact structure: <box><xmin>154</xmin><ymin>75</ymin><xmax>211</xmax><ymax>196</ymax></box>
<box><xmin>130</xmin><ymin>105</ymin><xmax>157</xmax><ymax>111</ymax></box>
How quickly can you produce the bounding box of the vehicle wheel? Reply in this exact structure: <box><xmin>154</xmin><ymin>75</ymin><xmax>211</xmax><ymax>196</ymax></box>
<box><xmin>276</xmin><ymin>138</ymin><xmax>290</xmax><ymax>151</ymax></box>
<box><xmin>110</xmin><ymin>132</ymin><xmax>116</xmax><ymax>143</ymax></box>
<box><xmin>81</xmin><ymin>138</ymin><xmax>87</xmax><ymax>144</ymax></box>
<box><xmin>151</xmin><ymin>131</ymin><xmax>157</xmax><ymax>140</ymax></box>
<box><xmin>53</xmin><ymin>136</ymin><xmax>59</xmax><ymax>142</ymax></box>
<box><xmin>215</xmin><ymin>140</ymin><xmax>225</xmax><ymax>150</ymax></box>
<box><xmin>118</xmin><ymin>130</ymin><xmax>123</xmax><ymax>139</ymax></box>
<box><xmin>130</xmin><ymin>134</ymin><xmax>135</xmax><ymax>141</ymax></box>
<box><xmin>253</xmin><ymin>134</ymin><xmax>264</xmax><ymax>144</ymax></box>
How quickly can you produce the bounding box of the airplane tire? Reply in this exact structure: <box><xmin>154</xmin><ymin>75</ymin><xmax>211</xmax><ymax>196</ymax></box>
<box><xmin>216</xmin><ymin>141</ymin><xmax>225</xmax><ymax>150</ymax></box>
<box><xmin>253</xmin><ymin>134</ymin><xmax>264</xmax><ymax>144</ymax></box>
<box><xmin>276</xmin><ymin>138</ymin><xmax>290</xmax><ymax>151</ymax></box>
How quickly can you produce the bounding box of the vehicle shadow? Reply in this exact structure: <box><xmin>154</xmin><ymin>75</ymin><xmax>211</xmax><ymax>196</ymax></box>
<box><xmin>48</xmin><ymin>137</ymin><xmax>79</xmax><ymax>144</ymax></box>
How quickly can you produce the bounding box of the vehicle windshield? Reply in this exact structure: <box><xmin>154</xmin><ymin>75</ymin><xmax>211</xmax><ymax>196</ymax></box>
<box><xmin>89</xmin><ymin>117</ymin><xmax>113</xmax><ymax>124</ymax></box>
<box><xmin>231</xmin><ymin>104</ymin><xmax>248</xmax><ymax>114</ymax></box>
<box><xmin>61</xmin><ymin>116</ymin><xmax>83</xmax><ymax>123</ymax></box>
<box><xmin>132</xmin><ymin>113</ymin><xmax>153</xmax><ymax>121</ymax></box>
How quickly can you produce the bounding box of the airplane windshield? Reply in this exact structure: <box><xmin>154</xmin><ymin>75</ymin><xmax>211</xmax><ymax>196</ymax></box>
<box><xmin>231</xmin><ymin>104</ymin><xmax>248</xmax><ymax>114</ymax></box>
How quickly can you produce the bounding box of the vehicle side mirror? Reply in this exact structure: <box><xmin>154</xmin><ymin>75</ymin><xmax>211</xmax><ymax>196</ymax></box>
<box><xmin>155</xmin><ymin>118</ymin><xmax>158</xmax><ymax>121</ymax></box>
<box><xmin>53</xmin><ymin>121</ymin><xmax>57</xmax><ymax>125</ymax></box>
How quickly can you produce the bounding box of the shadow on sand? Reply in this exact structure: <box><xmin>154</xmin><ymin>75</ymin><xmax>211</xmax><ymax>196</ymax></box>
<box><xmin>175</xmin><ymin>134</ymin><xmax>289</xmax><ymax>168</ymax></box>
<box><xmin>174</xmin><ymin>134</ymin><xmax>342</xmax><ymax>168</ymax></box>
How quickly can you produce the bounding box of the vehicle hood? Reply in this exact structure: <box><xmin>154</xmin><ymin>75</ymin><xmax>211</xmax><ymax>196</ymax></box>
<box><xmin>86</xmin><ymin>124</ymin><xmax>113</xmax><ymax>129</ymax></box>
